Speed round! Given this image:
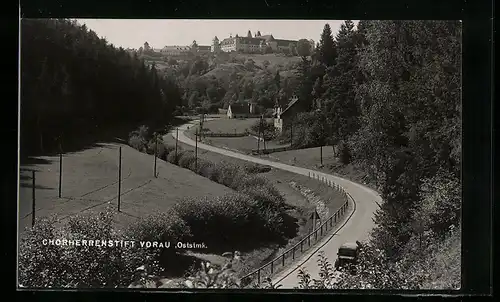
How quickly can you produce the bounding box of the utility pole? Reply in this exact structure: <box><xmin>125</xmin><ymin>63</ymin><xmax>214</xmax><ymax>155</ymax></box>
<box><xmin>31</xmin><ymin>170</ymin><xmax>35</xmax><ymax>228</ymax></box>
<box><xmin>257</xmin><ymin>115</ymin><xmax>262</xmax><ymax>153</ymax></box>
<box><xmin>195</xmin><ymin>128</ymin><xmax>198</xmax><ymax>171</ymax></box>
<box><xmin>320</xmin><ymin>145</ymin><xmax>323</xmax><ymax>166</ymax></box>
<box><xmin>58</xmin><ymin>153</ymin><xmax>63</xmax><ymax>198</ymax></box>
<box><xmin>117</xmin><ymin>147</ymin><xmax>122</xmax><ymax>212</ymax></box>
<box><xmin>154</xmin><ymin>134</ymin><xmax>158</xmax><ymax>178</ymax></box>
<box><xmin>175</xmin><ymin>128</ymin><xmax>179</xmax><ymax>158</ymax></box>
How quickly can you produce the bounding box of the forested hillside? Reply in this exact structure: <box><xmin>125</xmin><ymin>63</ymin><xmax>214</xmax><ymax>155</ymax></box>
<box><xmin>141</xmin><ymin>49</ymin><xmax>309</xmax><ymax>115</ymax></box>
<box><xmin>173</xmin><ymin>20</ymin><xmax>462</xmax><ymax>290</ymax></box>
<box><xmin>20</xmin><ymin>19</ymin><xmax>181</xmax><ymax>156</ymax></box>
<box><xmin>288</xmin><ymin>20</ymin><xmax>462</xmax><ymax>289</ymax></box>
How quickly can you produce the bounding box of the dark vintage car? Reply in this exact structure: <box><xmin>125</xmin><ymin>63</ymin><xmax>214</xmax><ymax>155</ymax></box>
<box><xmin>334</xmin><ymin>242</ymin><xmax>362</xmax><ymax>272</ymax></box>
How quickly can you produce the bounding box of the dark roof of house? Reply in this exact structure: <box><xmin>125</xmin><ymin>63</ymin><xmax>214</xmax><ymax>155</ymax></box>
<box><xmin>276</xmin><ymin>39</ymin><xmax>298</xmax><ymax>47</ymax></box>
<box><xmin>280</xmin><ymin>97</ymin><xmax>300</xmax><ymax>116</ymax></box>
<box><xmin>162</xmin><ymin>46</ymin><xmax>191</xmax><ymax>51</ymax></box>
<box><xmin>259</xmin><ymin>34</ymin><xmax>275</xmax><ymax>41</ymax></box>
<box><xmin>238</xmin><ymin>37</ymin><xmax>263</xmax><ymax>45</ymax></box>
<box><xmin>198</xmin><ymin>45</ymin><xmax>211</xmax><ymax>50</ymax></box>
<box><xmin>228</xmin><ymin>103</ymin><xmax>249</xmax><ymax>114</ymax></box>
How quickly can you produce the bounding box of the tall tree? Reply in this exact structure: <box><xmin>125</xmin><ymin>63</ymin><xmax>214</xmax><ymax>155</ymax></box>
<box><xmin>296</xmin><ymin>39</ymin><xmax>312</xmax><ymax>61</ymax></box>
<box><xmin>350</xmin><ymin>20</ymin><xmax>462</xmax><ymax>258</ymax></box>
<box><xmin>318</xmin><ymin>23</ymin><xmax>337</xmax><ymax>67</ymax></box>
<box><xmin>20</xmin><ymin>19</ymin><xmax>180</xmax><ymax>156</ymax></box>
<box><xmin>322</xmin><ymin>20</ymin><xmax>360</xmax><ymax>151</ymax></box>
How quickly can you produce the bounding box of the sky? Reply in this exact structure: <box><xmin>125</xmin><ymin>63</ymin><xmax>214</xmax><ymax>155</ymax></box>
<box><xmin>75</xmin><ymin>19</ymin><xmax>357</xmax><ymax>50</ymax></box>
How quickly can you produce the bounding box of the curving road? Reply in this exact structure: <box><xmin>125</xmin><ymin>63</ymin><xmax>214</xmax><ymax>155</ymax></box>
<box><xmin>165</xmin><ymin>121</ymin><xmax>381</xmax><ymax>289</ymax></box>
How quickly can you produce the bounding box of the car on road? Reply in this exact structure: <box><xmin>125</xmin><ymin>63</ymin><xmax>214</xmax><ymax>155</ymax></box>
<box><xmin>334</xmin><ymin>242</ymin><xmax>362</xmax><ymax>273</ymax></box>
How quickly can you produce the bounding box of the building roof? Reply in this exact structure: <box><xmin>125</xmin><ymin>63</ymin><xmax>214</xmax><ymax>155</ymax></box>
<box><xmin>280</xmin><ymin>96</ymin><xmax>300</xmax><ymax>117</ymax></box>
<box><xmin>162</xmin><ymin>46</ymin><xmax>191</xmax><ymax>51</ymax></box>
<box><xmin>238</xmin><ymin>37</ymin><xmax>263</xmax><ymax>46</ymax></box>
<box><xmin>259</xmin><ymin>34</ymin><xmax>275</xmax><ymax>41</ymax></box>
<box><xmin>276</xmin><ymin>39</ymin><xmax>298</xmax><ymax>47</ymax></box>
<box><xmin>197</xmin><ymin>45</ymin><xmax>211</xmax><ymax>50</ymax></box>
<box><xmin>228</xmin><ymin>103</ymin><xmax>249</xmax><ymax>114</ymax></box>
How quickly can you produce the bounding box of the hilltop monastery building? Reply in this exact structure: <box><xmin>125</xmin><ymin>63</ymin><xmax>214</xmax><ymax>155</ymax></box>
<box><xmin>152</xmin><ymin>30</ymin><xmax>311</xmax><ymax>56</ymax></box>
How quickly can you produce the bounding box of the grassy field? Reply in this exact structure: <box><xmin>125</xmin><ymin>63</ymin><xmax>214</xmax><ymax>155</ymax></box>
<box><xmin>162</xmin><ymin>133</ymin><xmax>346</xmax><ymax>279</ymax></box>
<box><xmin>185</xmin><ymin>117</ymin><xmax>287</xmax><ymax>153</ymax></box>
<box><xmin>235</xmin><ymin>54</ymin><xmax>301</xmax><ymax>69</ymax></box>
<box><xmin>263</xmin><ymin>146</ymin><xmax>378</xmax><ymax>191</ymax></box>
<box><xmin>189</xmin><ymin>116</ymin><xmax>266</xmax><ymax>134</ymax></box>
<box><xmin>18</xmin><ymin>143</ymin><xmax>234</xmax><ymax>235</ymax></box>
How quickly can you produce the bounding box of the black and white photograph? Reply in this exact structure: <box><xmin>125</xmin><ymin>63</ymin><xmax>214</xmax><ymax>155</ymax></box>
<box><xmin>17</xmin><ymin>19</ymin><xmax>462</xmax><ymax>290</ymax></box>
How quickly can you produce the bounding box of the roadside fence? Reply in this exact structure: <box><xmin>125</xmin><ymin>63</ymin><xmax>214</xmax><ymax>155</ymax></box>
<box><xmin>240</xmin><ymin>171</ymin><xmax>352</xmax><ymax>287</ymax></box>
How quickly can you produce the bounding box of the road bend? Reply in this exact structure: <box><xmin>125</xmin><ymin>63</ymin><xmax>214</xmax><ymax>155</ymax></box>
<box><xmin>165</xmin><ymin>121</ymin><xmax>381</xmax><ymax>288</ymax></box>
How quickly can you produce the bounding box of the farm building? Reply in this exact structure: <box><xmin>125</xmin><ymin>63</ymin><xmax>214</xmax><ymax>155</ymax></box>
<box><xmin>273</xmin><ymin>95</ymin><xmax>303</xmax><ymax>133</ymax></box>
<box><xmin>227</xmin><ymin>102</ymin><xmax>257</xmax><ymax>118</ymax></box>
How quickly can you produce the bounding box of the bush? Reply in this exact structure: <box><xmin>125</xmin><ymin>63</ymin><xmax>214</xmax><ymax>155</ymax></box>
<box><xmin>338</xmin><ymin>140</ymin><xmax>352</xmax><ymax>164</ymax></box>
<box><xmin>244</xmin><ymin>163</ymin><xmax>272</xmax><ymax>174</ymax></box>
<box><xmin>240</xmin><ymin>183</ymin><xmax>286</xmax><ymax>211</ymax></box>
<box><xmin>166</xmin><ymin>148</ymin><xmax>185</xmax><ymax>165</ymax></box>
<box><xmin>146</xmin><ymin>137</ymin><xmax>166</xmax><ymax>159</ymax></box>
<box><xmin>122</xmin><ymin>210</ymin><xmax>192</xmax><ymax>275</ymax></box>
<box><xmin>172</xmin><ymin>193</ymin><xmax>286</xmax><ymax>251</ymax></box>
<box><xmin>129</xmin><ymin>135</ymin><xmax>147</xmax><ymax>152</ymax></box>
<box><xmin>178</xmin><ymin>151</ymin><xmax>196</xmax><ymax>170</ymax></box>
<box><xmin>235</xmin><ymin>175</ymin><xmax>268</xmax><ymax>190</ymax></box>
<box><xmin>212</xmin><ymin>162</ymin><xmax>241</xmax><ymax>188</ymax></box>
<box><xmin>18</xmin><ymin>209</ymin><xmax>145</xmax><ymax>288</ymax></box>
<box><xmin>18</xmin><ymin>216</ymin><xmax>68</xmax><ymax>288</ymax></box>
<box><xmin>195</xmin><ymin>158</ymin><xmax>215</xmax><ymax>177</ymax></box>
<box><xmin>61</xmin><ymin>210</ymin><xmax>131</xmax><ymax>288</ymax></box>
<box><xmin>163</xmin><ymin>144</ymin><xmax>176</xmax><ymax>158</ymax></box>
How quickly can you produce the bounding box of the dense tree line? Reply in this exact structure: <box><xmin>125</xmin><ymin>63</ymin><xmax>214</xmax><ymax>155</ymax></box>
<box><xmin>290</xmin><ymin>20</ymin><xmax>461</xmax><ymax>270</ymax></box>
<box><xmin>21</xmin><ymin>19</ymin><xmax>181</xmax><ymax>156</ymax></box>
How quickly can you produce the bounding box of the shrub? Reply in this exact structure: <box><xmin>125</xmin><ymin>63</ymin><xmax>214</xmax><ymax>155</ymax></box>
<box><xmin>61</xmin><ymin>210</ymin><xmax>130</xmax><ymax>288</ymax></box>
<box><xmin>235</xmin><ymin>175</ymin><xmax>268</xmax><ymax>190</ymax></box>
<box><xmin>146</xmin><ymin>137</ymin><xmax>166</xmax><ymax>159</ymax></box>
<box><xmin>18</xmin><ymin>209</ymin><xmax>145</xmax><ymax>288</ymax></box>
<box><xmin>172</xmin><ymin>193</ymin><xmax>285</xmax><ymax>251</ymax></box>
<box><xmin>166</xmin><ymin>148</ymin><xmax>184</xmax><ymax>165</ymax></box>
<box><xmin>195</xmin><ymin>158</ymin><xmax>214</xmax><ymax>177</ymax></box>
<box><xmin>212</xmin><ymin>162</ymin><xmax>238</xmax><ymax>187</ymax></box>
<box><xmin>337</xmin><ymin>140</ymin><xmax>352</xmax><ymax>164</ymax></box>
<box><xmin>178</xmin><ymin>151</ymin><xmax>196</xmax><ymax>169</ymax></box>
<box><xmin>240</xmin><ymin>183</ymin><xmax>286</xmax><ymax>211</ymax></box>
<box><xmin>18</xmin><ymin>216</ymin><xmax>68</xmax><ymax>288</ymax></box>
<box><xmin>129</xmin><ymin>135</ymin><xmax>147</xmax><ymax>152</ymax></box>
<box><xmin>163</xmin><ymin>144</ymin><xmax>176</xmax><ymax>158</ymax></box>
<box><xmin>244</xmin><ymin>163</ymin><xmax>272</xmax><ymax>174</ymax></box>
<box><xmin>122</xmin><ymin>210</ymin><xmax>192</xmax><ymax>275</ymax></box>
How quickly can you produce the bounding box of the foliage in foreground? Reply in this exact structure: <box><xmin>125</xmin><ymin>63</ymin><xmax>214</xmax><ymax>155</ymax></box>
<box><xmin>18</xmin><ymin>208</ymin><xmax>188</xmax><ymax>288</ymax></box>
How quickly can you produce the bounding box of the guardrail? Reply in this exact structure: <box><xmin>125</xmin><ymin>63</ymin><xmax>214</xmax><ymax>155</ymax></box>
<box><xmin>239</xmin><ymin>172</ymin><xmax>352</xmax><ymax>287</ymax></box>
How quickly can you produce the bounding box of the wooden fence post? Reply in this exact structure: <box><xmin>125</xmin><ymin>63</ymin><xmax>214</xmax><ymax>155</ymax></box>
<box><xmin>175</xmin><ymin>128</ymin><xmax>179</xmax><ymax>158</ymax></box>
<box><xmin>31</xmin><ymin>170</ymin><xmax>35</xmax><ymax>228</ymax></box>
<box><xmin>117</xmin><ymin>147</ymin><xmax>122</xmax><ymax>212</ymax></box>
<box><xmin>58</xmin><ymin>153</ymin><xmax>62</xmax><ymax>198</ymax></box>
<box><xmin>154</xmin><ymin>136</ymin><xmax>158</xmax><ymax>178</ymax></box>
